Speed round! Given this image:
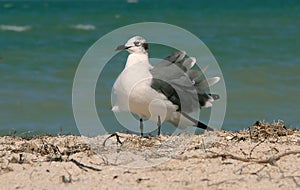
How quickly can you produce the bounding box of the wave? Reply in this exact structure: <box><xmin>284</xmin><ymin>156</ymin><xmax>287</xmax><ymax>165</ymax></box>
<box><xmin>70</xmin><ymin>24</ymin><xmax>96</xmax><ymax>31</ymax></box>
<box><xmin>3</xmin><ymin>3</ymin><xmax>14</xmax><ymax>8</ymax></box>
<box><xmin>0</xmin><ymin>25</ymin><xmax>31</xmax><ymax>32</ymax></box>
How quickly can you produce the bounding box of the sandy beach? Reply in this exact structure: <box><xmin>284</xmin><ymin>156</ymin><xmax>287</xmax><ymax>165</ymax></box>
<box><xmin>0</xmin><ymin>121</ymin><xmax>299</xmax><ymax>190</ymax></box>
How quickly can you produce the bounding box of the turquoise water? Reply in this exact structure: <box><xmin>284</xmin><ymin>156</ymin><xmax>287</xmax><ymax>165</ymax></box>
<box><xmin>1</xmin><ymin>1</ymin><xmax>300</xmax><ymax>136</ymax></box>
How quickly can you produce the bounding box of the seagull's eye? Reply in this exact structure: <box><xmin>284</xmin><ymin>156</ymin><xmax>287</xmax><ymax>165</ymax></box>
<box><xmin>134</xmin><ymin>41</ymin><xmax>141</xmax><ymax>46</ymax></box>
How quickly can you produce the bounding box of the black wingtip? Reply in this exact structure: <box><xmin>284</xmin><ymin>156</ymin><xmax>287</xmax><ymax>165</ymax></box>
<box><xmin>196</xmin><ymin>121</ymin><xmax>214</xmax><ymax>131</ymax></box>
<box><xmin>206</xmin><ymin>126</ymin><xmax>215</xmax><ymax>131</ymax></box>
<box><xmin>181</xmin><ymin>112</ymin><xmax>214</xmax><ymax>131</ymax></box>
<box><xmin>208</xmin><ymin>93</ymin><xmax>220</xmax><ymax>100</ymax></box>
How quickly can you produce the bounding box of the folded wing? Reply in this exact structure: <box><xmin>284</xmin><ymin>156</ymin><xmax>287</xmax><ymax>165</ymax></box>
<box><xmin>150</xmin><ymin>51</ymin><xmax>220</xmax><ymax>113</ymax></box>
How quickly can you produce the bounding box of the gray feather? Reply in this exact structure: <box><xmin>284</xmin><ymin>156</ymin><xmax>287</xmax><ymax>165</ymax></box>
<box><xmin>187</xmin><ymin>70</ymin><xmax>201</xmax><ymax>81</ymax></box>
<box><xmin>182</xmin><ymin>57</ymin><xmax>196</xmax><ymax>70</ymax></box>
<box><xmin>166</xmin><ymin>50</ymin><xmax>186</xmax><ymax>63</ymax></box>
<box><xmin>196</xmin><ymin>77</ymin><xmax>220</xmax><ymax>89</ymax></box>
<box><xmin>150</xmin><ymin>51</ymin><xmax>220</xmax><ymax>112</ymax></box>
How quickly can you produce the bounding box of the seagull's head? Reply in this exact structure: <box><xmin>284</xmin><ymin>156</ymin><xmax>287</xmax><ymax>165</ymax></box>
<box><xmin>116</xmin><ymin>36</ymin><xmax>148</xmax><ymax>54</ymax></box>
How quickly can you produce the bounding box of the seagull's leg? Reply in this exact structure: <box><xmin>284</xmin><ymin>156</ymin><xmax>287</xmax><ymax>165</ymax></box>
<box><xmin>157</xmin><ymin>115</ymin><xmax>161</xmax><ymax>136</ymax></box>
<box><xmin>139</xmin><ymin>118</ymin><xmax>144</xmax><ymax>137</ymax></box>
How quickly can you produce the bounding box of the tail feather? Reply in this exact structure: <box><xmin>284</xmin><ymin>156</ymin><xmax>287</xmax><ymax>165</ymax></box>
<box><xmin>196</xmin><ymin>77</ymin><xmax>220</xmax><ymax>89</ymax></box>
<box><xmin>187</xmin><ymin>70</ymin><xmax>201</xmax><ymax>81</ymax></box>
<box><xmin>182</xmin><ymin>57</ymin><xmax>196</xmax><ymax>70</ymax></box>
<box><xmin>166</xmin><ymin>50</ymin><xmax>186</xmax><ymax>63</ymax></box>
<box><xmin>199</xmin><ymin>65</ymin><xmax>208</xmax><ymax>77</ymax></box>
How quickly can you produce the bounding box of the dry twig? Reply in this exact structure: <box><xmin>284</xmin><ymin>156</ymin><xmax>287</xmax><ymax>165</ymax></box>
<box><xmin>69</xmin><ymin>158</ymin><xmax>101</xmax><ymax>172</ymax></box>
<box><xmin>207</xmin><ymin>150</ymin><xmax>300</xmax><ymax>165</ymax></box>
<box><xmin>103</xmin><ymin>133</ymin><xmax>123</xmax><ymax>146</ymax></box>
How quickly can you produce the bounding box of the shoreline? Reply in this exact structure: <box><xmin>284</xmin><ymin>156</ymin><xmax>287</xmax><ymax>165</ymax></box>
<box><xmin>0</xmin><ymin>122</ymin><xmax>299</xmax><ymax>189</ymax></box>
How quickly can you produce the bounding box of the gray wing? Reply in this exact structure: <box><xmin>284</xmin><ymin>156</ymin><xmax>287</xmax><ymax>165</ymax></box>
<box><xmin>150</xmin><ymin>51</ymin><xmax>219</xmax><ymax>113</ymax></box>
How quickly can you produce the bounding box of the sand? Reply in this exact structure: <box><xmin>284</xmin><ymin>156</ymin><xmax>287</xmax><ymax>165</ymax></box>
<box><xmin>0</xmin><ymin>121</ymin><xmax>299</xmax><ymax>190</ymax></box>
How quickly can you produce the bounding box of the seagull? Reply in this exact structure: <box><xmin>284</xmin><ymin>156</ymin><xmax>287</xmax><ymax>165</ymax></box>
<box><xmin>112</xmin><ymin>36</ymin><xmax>220</xmax><ymax>136</ymax></box>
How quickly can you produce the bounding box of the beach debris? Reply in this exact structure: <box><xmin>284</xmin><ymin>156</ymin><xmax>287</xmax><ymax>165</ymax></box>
<box><xmin>136</xmin><ymin>177</ymin><xmax>150</xmax><ymax>183</ymax></box>
<box><xmin>103</xmin><ymin>133</ymin><xmax>123</xmax><ymax>146</ymax></box>
<box><xmin>0</xmin><ymin>166</ymin><xmax>13</xmax><ymax>174</ymax></box>
<box><xmin>0</xmin><ymin>135</ymin><xmax>97</xmax><ymax>170</ymax></box>
<box><xmin>250</xmin><ymin>120</ymin><xmax>294</xmax><ymax>141</ymax></box>
<box><xmin>70</xmin><ymin>159</ymin><xmax>101</xmax><ymax>172</ymax></box>
<box><xmin>226</xmin><ymin>135</ymin><xmax>234</xmax><ymax>140</ymax></box>
<box><xmin>61</xmin><ymin>175</ymin><xmax>72</xmax><ymax>183</ymax></box>
<box><xmin>61</xmin><ymin>168</ymin><xmax>72</xmax><ymax>183</ymax></box>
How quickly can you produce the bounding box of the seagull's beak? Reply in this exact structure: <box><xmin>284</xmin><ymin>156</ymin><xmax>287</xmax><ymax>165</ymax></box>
<box><xmin>115</xmin><ymin>44</ymin><xmax>127</xmax><ymax>51</ymax></box>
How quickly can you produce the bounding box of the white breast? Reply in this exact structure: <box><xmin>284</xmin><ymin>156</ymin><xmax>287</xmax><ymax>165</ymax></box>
<box><xmin>112</xmin><ymin>53</ymin><xmax>177</xmax><ymax>121</ymax></box>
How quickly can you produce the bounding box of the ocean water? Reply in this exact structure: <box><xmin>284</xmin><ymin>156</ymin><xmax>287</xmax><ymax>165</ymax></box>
<box><xmin>1</xmin><ymin>0</ymin><xmax>300</xmax><ymax>136</ymax></box>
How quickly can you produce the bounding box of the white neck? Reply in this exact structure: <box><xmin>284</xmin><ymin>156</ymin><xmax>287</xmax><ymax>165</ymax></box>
<box><xmin>125</xmin><ymin>52</ymin><xmax>150</xmax><ymax>68</ymax></box>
